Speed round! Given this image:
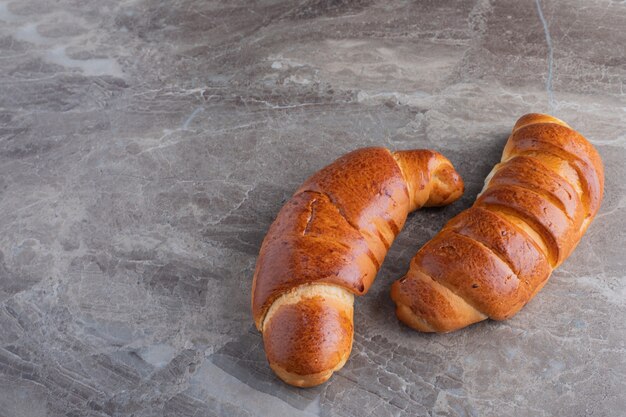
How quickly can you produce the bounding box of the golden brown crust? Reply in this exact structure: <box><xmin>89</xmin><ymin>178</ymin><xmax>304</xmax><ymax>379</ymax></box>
<box><xmin>503</xmin><ymin>123</ymin><xmax>604</xmax><ymax>218</ymax></box>
<box><xmin>445</xmin><ymin>207</ymin><xmax>551</xmax><ymax>301</ymax></box>
<box><xmin>252</xmin><ymin>148</ymin><xmax>464</xmax><ymax>328</ymax></box>
<box><xmin>251</xmin><ymin>191</ymin><xmax>377</xmax><ymax>329</ymax></box>
<box><xmin>413</xmin><ymin>230</ymin><xmax>524</xmax><ymax>320</ymax></box>
<box><xmin>392</xmin><ymin>269</ymin><xmax>486</xmax><ymax>333</ymax></box>
<box><xmin>392</xmin><ymin>150</ymin><xmax>465</xmax><ymax>209</ymax></box>
<box><xmin>296</xmin><ymin>148</ymin><xmax>411</xmax><ymax>233</ymax></box>
<box><xmin>512</xmin><ymin>113</ymin><xmax>570</xmax><ymax>132</ymax></box>
<box><xmin>393</xmin><ymin>113</ymin><xmax>605</xmax><ymax>332</ymax></box>
<box><xmin>252</xmin><ymin>147</ymin><xmax>464</xmax><ymax>386</ymax></box>
<box><xmin>263</xmin><ymin>296</ymin><xmax>353</xmax><ymax>381</ymax></box>
<box><xmin>252</xmin><ymin>148</ymin><xmax>408</xmax><ymax>328</ymax></box>
<box><xmin>476</xmin><ymin>184</ymin><xmax>576</xmax><ymax>265</ymax></box>
<box><xmin>487</xmin><ymin>156</ymin><xmax>584</xmax><ymax>223</ymax></box>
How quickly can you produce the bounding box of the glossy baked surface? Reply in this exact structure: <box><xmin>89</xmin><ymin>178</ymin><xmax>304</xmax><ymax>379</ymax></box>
<box><xmin>392</xmin><ymin>114</ymin><xmax>604</xmax><ymax>331</ymax></box>
<box><xmin>252</xmin><ymin>147</ymin><xmax>463</xmax><ymax>386</ymax></box>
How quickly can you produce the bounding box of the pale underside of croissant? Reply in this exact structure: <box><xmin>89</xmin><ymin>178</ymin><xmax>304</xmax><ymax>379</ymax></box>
<box><xmin>392</xmin><ymin>113</ymin><xmax>605</xmax><ymax>333</ymax></box>
<box><xmin>252</xmin><ymin>147</ymin><xmax>464</xmax><ymax>387</ymax></box>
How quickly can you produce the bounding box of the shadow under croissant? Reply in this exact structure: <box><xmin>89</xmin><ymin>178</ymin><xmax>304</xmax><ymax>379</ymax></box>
<box><xmin>209</xmin><ymin>322</ymin><xmax>504</xmax><ymax>414</ymax></box>
<box><xmin>210</xmin><ymin>326</ymin><xmax>324</xmax><ymax>408</ymax></box>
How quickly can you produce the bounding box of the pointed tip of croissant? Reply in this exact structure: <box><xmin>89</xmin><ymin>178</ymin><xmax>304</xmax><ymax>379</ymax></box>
<box><xmin>512</xmin><ymin>113</ymin><xmax>571</xmax><ymax>133</ymax></box>
<box><xmin>262</xmin><ymin>286</ymin><xmax>354</xmax><ymax>387</ymax></box>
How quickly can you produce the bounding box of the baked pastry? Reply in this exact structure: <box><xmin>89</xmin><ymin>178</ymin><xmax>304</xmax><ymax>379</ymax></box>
<box><xmin>391</xmin><ymin>114</ymin><xmax>604</xmax><ymax>332</ymax></box>
<box><xmin>252</xmin><ymin>147</ymin><xmax>464</xmax><ymax>386</ymax></box>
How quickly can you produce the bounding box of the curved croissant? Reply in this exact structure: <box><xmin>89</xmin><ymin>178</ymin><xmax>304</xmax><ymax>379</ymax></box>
<box><xmin>391</xmin><ymin>114</ymin><xmax>604</xmax><ymax>333</ymax></box>
<box><xmin>252</xmin><ymin>147</ymin><xmax>464</xmax><ymax>386</ymax></box>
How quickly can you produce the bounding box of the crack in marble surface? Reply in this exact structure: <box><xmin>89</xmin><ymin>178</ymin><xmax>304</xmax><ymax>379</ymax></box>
<box><xmin>535</xmin><ymin>0</ymin><xmax>556</xmax><ymax>112</ymax></box>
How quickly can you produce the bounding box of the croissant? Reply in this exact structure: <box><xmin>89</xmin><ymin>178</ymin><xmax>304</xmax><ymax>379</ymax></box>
<box><xmin>252</xmin><ymin>147</ymin><xmax>464</xmax><ymax>386</ymax></box>
<box><xmin>391</xmin><ymin>113</ymin><xmax>604</xmax><ymax>333</ymax></box>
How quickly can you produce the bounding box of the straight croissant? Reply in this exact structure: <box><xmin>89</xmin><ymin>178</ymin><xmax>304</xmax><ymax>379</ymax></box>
<box><xmin>252</xmin><ymin>147</ymin><xmax>464</xmax><ymax>386</ymax></box>
<box><xmin>391</xmin><ymin>114</ymin><xmax>604</xmax><ymax>333</ymax></box>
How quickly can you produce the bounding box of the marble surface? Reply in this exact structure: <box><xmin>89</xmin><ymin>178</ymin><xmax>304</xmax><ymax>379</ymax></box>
<box><xmin>0</xmin><ymin>0</ymin><xmax>625</xmax><ymax>416</ymax></box>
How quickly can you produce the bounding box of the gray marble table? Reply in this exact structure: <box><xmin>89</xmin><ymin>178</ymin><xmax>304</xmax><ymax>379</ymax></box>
<box><xmin>0</xmin><ymin>0</ymin><xmax>625</xmax><ymax>416</ymax></box>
